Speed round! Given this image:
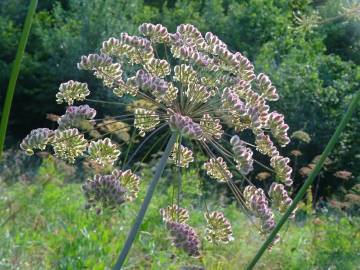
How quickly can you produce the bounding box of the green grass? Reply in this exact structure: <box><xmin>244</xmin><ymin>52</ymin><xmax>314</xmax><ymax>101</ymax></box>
<box><xmin>0</xmin><ymin>158</ymin><xmax>359</xmax><ymax>270</ymax></box>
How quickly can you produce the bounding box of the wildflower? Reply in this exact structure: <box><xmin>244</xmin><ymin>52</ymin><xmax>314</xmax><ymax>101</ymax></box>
<box><xmin>203</xmin><ymin>157</ymin><xmax>232</xmax><ymax>182</ymax></box>
<box><xmin>112</xmin><ymin>169</ymin><xmax>140</xmax><ymax>202</ymax></box>
<box><xmin>166</xmin><ymin>221</ymin><xmax>201</xmax><ymax>257</ymax></box>
<box><xmin>88</xmin><ymin>138</ymin><xmax>121</xmax><ymax>167</ymax></box>
<box><xmin>160</xmin><ymin>204</ymin><xmax>189</xmax><ymax>224</ymax></box>
<box><xmin>269</xmin><ymin>182</ymin><xmax>296</xmax><ymax>218</ymax></box>
<box><xmin>21</xmin><ymin>23</ymin><xmax>294</xmax><ymax>257</ymax></box>
<box><xmin>170</xmin><ymin>143</ymin><xmax>194</xmax><ymax>168</ymax></box>
<box><xmin>204</xmin><ymin>211</ymin><xmax>234</xmax><ymax>243</ymax></box>
<box><xmin>82</xmin><ymin>174</ymin><xmax>126</xmax><ymax>212</ymax></box>
<box><xmin>52</xmin><ymin>128</ymin><xmax>87</xmax><ymax>163</ymax></box>
<box><xmin>56</xmin><ymin>80</ymin><xmax>90</xmax><ymax>105</ymax></box>
<box><xmin>57</xmin><ymin>105</ymin><xmax>96</xmax><ymax>129</ymax></box>
<box><xmin>20</xmin><ymin>128</ymin><xmax>54</xmax><ymax>155</ymax></box>
<box><xmin>244</xmin><ymin>186</ymin><xmax>279</xmax><ymax>239</ymax></box>
<box><xmin>291</xmin><ymin>130</ymin><xmax>311</xmax><ymax>144</ymax></box>
<box><xmin>230</xmin><ymin>135</ymin><xmax>254</xmax><ymax>175</ymax></box>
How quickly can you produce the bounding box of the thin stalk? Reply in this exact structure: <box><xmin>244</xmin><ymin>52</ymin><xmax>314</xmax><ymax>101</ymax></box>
<box><xmin>246</xmin><ymin>90</ymin><xmax>360</xmax><ymax>270</ymax></box>
<box><xmin>112</xmin><ymin>132</ymin><xmax>177</xmax><ymax>269</ymax></box>
<box><xmin>0</xmin><ymin>0</ymin><xmax>38</xmax><ymax>158</ymax></box>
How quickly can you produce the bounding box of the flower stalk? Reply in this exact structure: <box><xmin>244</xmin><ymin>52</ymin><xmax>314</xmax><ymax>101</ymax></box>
<box><xmin>113</xmin><ymin>132</ymin><xmax>177</xmax><ymax>270</ymax></box>
<box><xmin>246</xmin><ymin>90</ymin><xmax>360</xmax><ymax>270</ymax></box>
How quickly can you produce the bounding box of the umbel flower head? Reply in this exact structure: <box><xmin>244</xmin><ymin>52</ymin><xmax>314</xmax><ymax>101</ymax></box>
<box><xmin>166</xmin><ymin>221</ymin><xmax>201</xmax><ymax>257</ymax></box>
<box><xmin>204</xmin><ymin>211</ymin><xmax>234</xmax><ymax>243</ymax></box>
<box><xmin>20</xmin><ymin>23</ymin><xmax>294</xmax><ymax>253</ymax></box>
<box><xmin>160</xmin><ymin>204</ymin><xmax>189</xmax><ymax>224</ymax></box>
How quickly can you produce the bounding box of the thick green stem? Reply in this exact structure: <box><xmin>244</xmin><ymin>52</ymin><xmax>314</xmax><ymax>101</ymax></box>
<box><xmin>0</xmin><ymin>0</ymin><xmax>38</xmax><ymax>159</ymax></box>
<box><xmin>113</xmin><ymin>133</ymin><xmax>177</xmax><ymax>269</ymax></box>
<box><xmin>246</xmin><ymin>90</ymin><xmax>360</xmax><ymax>270</ymax></box>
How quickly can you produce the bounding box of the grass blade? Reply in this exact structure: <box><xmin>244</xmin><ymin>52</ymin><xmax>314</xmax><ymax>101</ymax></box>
<box><xmin>0</xmin><ymin>0</ymin><xmax>38</xmax><ymax>158</ymax></box>
<box><xmin>113</xmin><ymin>132</ymin><xmax>177</xmax><ymax>269</ymax></box>
<box><xmin>246</xmin><ymin>90</ymin><xmax>360</xmax><ymax>270</ymax></box>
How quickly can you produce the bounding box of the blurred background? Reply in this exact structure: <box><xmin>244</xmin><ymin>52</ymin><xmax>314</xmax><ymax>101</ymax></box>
<box><xmin>0</xmin><ymin>0</ymin><xmax>359</xmax><ymax>269</ymax></box>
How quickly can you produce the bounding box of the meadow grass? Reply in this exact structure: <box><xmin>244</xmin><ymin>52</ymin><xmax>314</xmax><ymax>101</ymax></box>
<box><xmin>0</xmin><ymin>158</ymin><xmax>359</xmax><ymax>270</ymax></box>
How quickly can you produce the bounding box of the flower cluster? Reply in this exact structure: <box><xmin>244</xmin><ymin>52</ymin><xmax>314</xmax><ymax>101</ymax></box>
<box><xmin>160</xmin><ymin>204</ymin><xmax>189</xmax><ymax>224</ymax></box>
<box><xmin>230</xmin><ymin>135</ymin><xmax>254</xmax><ymax>175</ymax></box>
<box><xmin>269</xmin><ymin>182</ymin><xmax>296</xmax><ymax>218</ymax></box>
<box><xmin>82</xmin><ymin>174</ymin><xmax>126</xmax><ymax>213</ymax></box>
<box><xmin>57</xmin><ymin>105</ymin><xmax>96</xmax><ymax>129</ymax></box>
<box><xmin>267</xmin><ymin>112</ymin><xmax>290</xmax><ymax>147</ymax></box>
<box><xmin>52</xmin><ymin>128</ymin><xmax>88</xmax><ymax>163</ymax></box>
<box><xmin>170</xmin><ymin>143</ymin><xmax>194</xmax><ymax>168</ymax></box>
<box><xmin>169</xmin><ymin>113</ymin><xmax>204</xmax><ymax>140</ymax></box>
<box><xmin>204</xmin><ymin>211</ymin><xmax>234</xmax><ymax>243</ymax></box>
<box><xmin>20</xmin><ymin>128</ymin><xmax>54</xmax><ymax>155</ymax></box>
<box><xmin>56</xmin><ymin>80</ymin><xmax>90</xmax><ymax>105</ymax></box>
<box><xmin>21</xmin><ymin>22</ymin><xmax>295</xmax><ymax>253</ymax></box>
<box><xmin>88</xmin><ymin>138</ymin><xmax>121</xmax><ymax>167</ymax></box>
<box><xmin>134</xmin><ymin>108</ymin><xmax>160</xmax><ymax>137</ymax></box>
<box><xmin>112</xmin><ymin>169</ymin><xmax>140</xmax><ymax>202</ymax></box>
<box><xmin>270</xmin><ymin>155</ymin><xmax>293</xmax><ymax>186</ymax></box>
<box><xmin>244</xmin><ymin>186</ymin><xmax>278</xmax><ymax>239</ymax></box>
<box><xmin>203</xmin><ymin>157</ymin><xmax>232</xmax><ymax>182</ymax></box>
<box><xmin>166</xmin><ymin>221</ymin><xmax>201</xmax><ymax>257</ymax></box>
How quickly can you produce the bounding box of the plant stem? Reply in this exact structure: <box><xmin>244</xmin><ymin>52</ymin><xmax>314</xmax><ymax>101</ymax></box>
<box><xmin>113</xmin><ymin>132</ymin><xmax>177</xmax><ymax>269</ymax></box>
<box><xmin>0</xmin><ymin>0</ymin><xmax>38</xmax><ymax>159</ymax></box>
<box><xmin>246</xmin><ymin>90</ymin><xmax>360</xmax><ymax>270</ymax></box>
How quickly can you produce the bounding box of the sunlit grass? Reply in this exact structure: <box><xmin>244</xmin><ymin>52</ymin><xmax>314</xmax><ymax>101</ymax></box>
<box><xmin>1</xmin><ymin>158</ymin><xmax>359</xmax><ymax>270</ymax></box>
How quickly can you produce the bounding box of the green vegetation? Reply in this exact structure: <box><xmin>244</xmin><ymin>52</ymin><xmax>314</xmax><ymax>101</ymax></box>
<box><xmin>1</xmin><ymin>158</ymin><xmax>359</xmax><ymax>269</ymax></box>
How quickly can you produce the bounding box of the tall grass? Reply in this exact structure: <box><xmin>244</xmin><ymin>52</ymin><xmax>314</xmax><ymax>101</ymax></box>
<box><xmin>246</xmin><ymin>90</ymin><xmax>360</xmax><ymax>269</ymax></box>
<box><xmin>0</xmin><ymin>0</ymin><xmax>38</xmax><ymax>159</ymax></box>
